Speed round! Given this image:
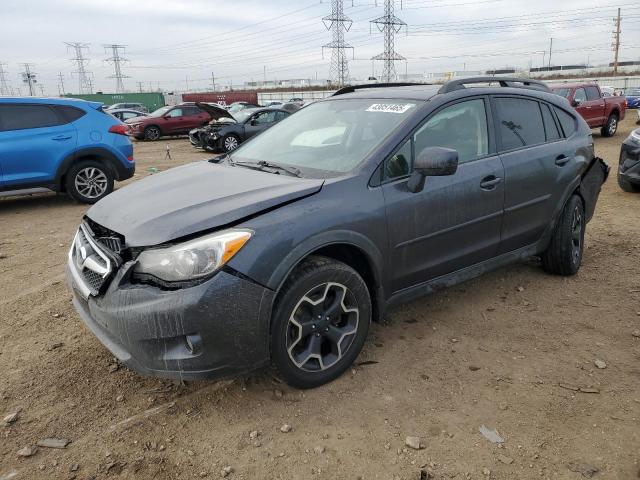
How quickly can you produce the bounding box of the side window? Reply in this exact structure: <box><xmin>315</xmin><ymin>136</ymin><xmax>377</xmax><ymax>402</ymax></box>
<box><xmin>54</xmin><ymin>105</ymin><xmax>86</xmax><ymax>123</ymax></box>
<box><xmin>495</xmin><ymin>97</ymin><xmax>545</xmax><ymax>150</ymax></box>
<box><xmin>122</xmin><ymin>112</ymin><xmax>139</xmax><ymax>120</ymax></box>
<box><xmin>554</xmin><ymin>107</ymin><xmax>577</xmax><ymax>138</ymax></box>
<box><xmin>413</xmin><ymin>98</ymin><xmax>488</xmax><ymax>164</ymax></box>
<box><xmin>0</xmin><ymin>104</ymin><xmax>62</xmax><ymax>131</ymax></box>
<box><xmin>185</xmin><ymin>107</ymin><xmax>201</xmax><ymax>116</ymax></box>
<box><xmin>254</xmin><ymin>111</ymin><xmax>276</xmax><ymax>124</ymax></box>
<box><xmin>167</xmin><ymin>108</ymin><xmax>183</xmax><ymax>117</ymax></box>
<box><xmin>384</xmin><ymin>139</ymin><xmax>412</xmax><ymax>180</ymax></box>
<box><xmin>275</xmin><ymin>111</ymin><xmax>289</xmax><ymax>121</ymax></box>
<box><xmin>540</xmin><ymin>103</ymin><xmax>561</xmax><ymax>141</ymax></box>
<box><xmin>574</xmin><ymin>88</ymin><xmax>587</xmax><ymax>103</ymax></box>
<box><xmin>585</xmin><ymin>87</ymin><xmax>601</xmax><ymax>101</ymax></box>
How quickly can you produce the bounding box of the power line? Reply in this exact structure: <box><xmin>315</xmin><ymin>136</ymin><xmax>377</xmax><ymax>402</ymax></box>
<box><xmin>104</xmin><ymin>44</ymin><xmax>129</xmax><ymax>93</ymax></box>
<box><xmin>371</xmin><ymin>0</ymin><xmax>406</xmax><ymax>82</ymax></box>
<box><xmin>612</xmin><ymin>7</ymin><xmax>621</xmax><ymax>74</ymax></box>
<box><xmin>0</xmin><ymin>62</ymin><xmax>11</xmax><ymax>95</ymax></box>
<box><xmin>323</xmin><ymin>0</ymin><xmax>354</xmax><ymax>86</ymax></box>
<box><xmin>65</xmin><ymin>42</ymin><xmax>93</xmax><ymax>94</ymax></box>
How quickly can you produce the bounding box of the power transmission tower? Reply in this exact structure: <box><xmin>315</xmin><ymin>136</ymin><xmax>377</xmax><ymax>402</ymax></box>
<box><xmin>612</xmin><ymin>7</ymin><xmax>621</xmax><ymax>75</ymax></box>
<box><xmin>322</xmin><ymin>0</ymin><xmax>353</xmax><ymax>87</ymax></box>
<box><xmin>104</xmin><ymin>44</ymin><xmax>129</xmax><ymax>93</ymax></box>
<box><xmin>58</xmin><ymin>72</ymin><xmax>66</xmax><ymax>96</ymax></box>
<box><xmin>371</xmin><ymin>0</ymin><xmax>406</xmax><ymax>83</ymax></box>
<box><xmin>65</xmin><ymin>42</ymin><xmax>93</xmax><ymax>94</ymax></box>
<box><xmin>20</xmin><ymin>63</ymin><xmax>37</xmax><ymax>96</ymax></box>
<box><xmin>0</xmin><ymin>62</ymin><xmax>11</xmax><ymax>95</ymax></box>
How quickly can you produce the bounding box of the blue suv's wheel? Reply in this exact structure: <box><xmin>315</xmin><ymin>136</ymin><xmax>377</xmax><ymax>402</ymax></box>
<box><xmin>271</xmin><ymin>256</ymin><xmax>371</xmax><ymax>388</ymax></box>
<box><xmin>65</xmin><ymin>160</ymin><xmax>114</xmax><ymax>204</ymax></box>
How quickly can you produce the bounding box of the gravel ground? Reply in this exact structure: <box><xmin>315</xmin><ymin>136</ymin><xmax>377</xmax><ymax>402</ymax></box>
<box><xmin>1</xmin><ymin>119</ymin><xmax>639</xmax><ymax>480</ymax></box>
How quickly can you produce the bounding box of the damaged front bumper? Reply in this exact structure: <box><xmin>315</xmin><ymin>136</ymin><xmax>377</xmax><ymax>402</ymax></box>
<box><xmin>66</xmin><ymin>247</ymin><xmax>274</xmax><ymax>381</ymax></box>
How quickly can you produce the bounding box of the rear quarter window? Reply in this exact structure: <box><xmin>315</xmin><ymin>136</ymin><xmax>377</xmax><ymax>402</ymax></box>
<box><xmin>54</xmin><ymin>105</ymin><xmax>86</xmax><ymax>123</ymax></box>
<box><xmin>554</xmin><ymin>107</ymin><xmax>577</xmax><ymax>138</ymax></box>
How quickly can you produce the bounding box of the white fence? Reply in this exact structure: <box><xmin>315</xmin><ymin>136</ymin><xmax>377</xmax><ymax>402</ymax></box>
<box><xmin>257</xmin><ymin>90</ymin><xmax>335</xmax><ymax>104</ymax></box>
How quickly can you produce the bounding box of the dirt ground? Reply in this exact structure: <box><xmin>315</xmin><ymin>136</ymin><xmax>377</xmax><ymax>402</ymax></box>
<box><xmin>1</xmin><ymin>119</ymin><xmax>639</xmax><ymax>480</ymax></box>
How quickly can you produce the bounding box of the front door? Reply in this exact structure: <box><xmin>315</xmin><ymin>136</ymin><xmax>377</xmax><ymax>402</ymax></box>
<box><xmin>244</xmin><ymin>110</ymin><xmax>277</xmax><ymax>139</ymax></box>
<box><xmin>573</xmin><ymin>87</ymin><xmax>600</xmax><ymax>127</ymax></box>
<box><xmin>162</xmin><ymin>107</ymin><xmax>185</xmax><ymax>134</ymax></box>
<box><xmin>381</xmin><ymin>97</ymin><xmax>505</xmax><ymax>293</ymax></box>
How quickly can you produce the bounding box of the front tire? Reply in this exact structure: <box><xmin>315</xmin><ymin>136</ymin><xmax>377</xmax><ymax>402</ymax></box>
<box><xmin>65</xmin><ymin>160</ymin><xmax>114</xmax><ymax>204</ymax></box>
<box><xmin>144</xmin><ymin>125</ymin><xmax>161</xmax><ymax>141</ymax></box>
<box><xmin>222</xmin><ymin>133</ymin><xmax>240</xmax><ymax>152</ymax></box>
<box><xmin>541</xmin><ymin>195</ymin><xmax>585</xmax><ymax>276</ymax></box>
<box><xmin>600</xmin><ymin>113</ymin><xmax>618</xmax><ymax>137</ymax></box>
<box><xmin>271</xmin><ymin>256</ymin><xmax>371</xmax><ymax>389</ymax></box>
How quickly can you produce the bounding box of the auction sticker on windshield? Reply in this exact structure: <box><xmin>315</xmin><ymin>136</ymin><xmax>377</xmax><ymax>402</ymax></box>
<box><xmin>366</xmin><ymin>103</ymin><xmax>414</xmax><ymax>114</ymax></box>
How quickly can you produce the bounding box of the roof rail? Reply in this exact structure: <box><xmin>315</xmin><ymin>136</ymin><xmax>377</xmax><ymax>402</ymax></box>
<box><xmin>332</xmin><ymin>82</ymin><xmax>428</xmax><ymax>96</ymax></box>
<box><xmin>438</xmin><ymin>77</ymin><xmax>550</xmax><ymax>94</ymax></box>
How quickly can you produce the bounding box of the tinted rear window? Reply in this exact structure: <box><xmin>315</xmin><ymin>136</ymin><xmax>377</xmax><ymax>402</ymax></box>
<box><xmin>495</xmin><ymin>97</ymin><xmax>545</xmax><ymax>150</ymax></box>
<box><xmin>54</xmin><ymin>105</ymin><xmax>86</xmax><ymax>123</ymax></box>
<box><xmin>0</xmin><ymin>104</ymin><xmax>62</xmax><ymax>131</ymax></box>
<box><xmin>554</xmin><ymin>107</ymin><xmax>577</xmax><ymax>137</ymax></box>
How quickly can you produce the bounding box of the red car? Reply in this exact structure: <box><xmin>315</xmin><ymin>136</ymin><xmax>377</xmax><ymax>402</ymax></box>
<box><xmin>550</xmin><ymin>83</ymin><xmax>626</xmax><ymax>137</ymax></box>
<box><xmin>125</xmin><ymin>103</ymin><xmax>211</xmax><ymax>141</ymax></box>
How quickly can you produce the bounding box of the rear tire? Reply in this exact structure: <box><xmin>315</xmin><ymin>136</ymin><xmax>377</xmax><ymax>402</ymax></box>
<box><xmin>600</xmin><ymin>113</ymin><xmax>618</xmax><ymax>137</ymax></box>
<box><xmin>65</xmin><ymin>160</ymin><xmax>114</xmax><ymax>204</ymax></box>
<box><xmin>617</xmin><ymin>173</ymin><xmax>640</xmax><ymax>193</ymax></box>
<box><xmin>541</xmin><ymin>195</ymin><xmax>585</xmax><ymax>276</ymax></box>
<box><xmin>271</xmin><ymin>256</ymin><xmax>371</xmax><ymax>389</ymax></box>
<box><xmin>144</xmin><ymin>125</ymin><xmax>161</xmax><ymax>141</ymax></box>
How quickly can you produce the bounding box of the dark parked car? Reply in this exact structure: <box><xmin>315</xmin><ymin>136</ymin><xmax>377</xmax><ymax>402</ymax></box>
<box><xmin>108</xmin><ymin>109</ymin><xmax>146</xmax><ymax>122</ymax></box>
<box><xmin>67</xmin><ymin>78</ymin><xmax>608</xmax><ymax>389</ymax></box>
<box><xmin>125</xmin><ymin>104</ymin><xmax>211</xmax><ymax>141</ymax></box>
<box><xmin>189</xmin><ymin>103</ymin><xmax>293</xmax><ymax>152</ymax></box>
<box><xmin>618</xmin><ymin>127</ymin><xmax>640</xmax><ymax>192</ymax></box>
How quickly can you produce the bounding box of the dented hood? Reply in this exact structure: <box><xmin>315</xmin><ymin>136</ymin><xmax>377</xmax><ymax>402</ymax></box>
<box><xmin>87</xmin><ymin>161</ymin><xmax>323</xmax><ymax>247</ymax></box>
<box><xmin>196</xmin><ymin>102</ymin><xmax>236</xmax><ymax>122</ymax></box>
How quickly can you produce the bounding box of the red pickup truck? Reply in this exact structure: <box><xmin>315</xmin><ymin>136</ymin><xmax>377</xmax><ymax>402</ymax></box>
<box><xmin>550</xmin><ymin>83</ymin><xmax>626</xmax><ymax>137</ymax></box>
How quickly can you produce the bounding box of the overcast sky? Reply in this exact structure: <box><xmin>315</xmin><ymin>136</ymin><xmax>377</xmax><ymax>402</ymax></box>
<box><xmin>1</xmin><ymin>0</ymin><xmax>639</xmax><ymax>95</ymax></box>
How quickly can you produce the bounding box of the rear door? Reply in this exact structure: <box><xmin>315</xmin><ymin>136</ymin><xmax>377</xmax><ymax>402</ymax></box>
<box><xmin>0</xmin><ymin>103</ymin><xmax>78</xmax><ymax>189</ymax></box>
<box><xmin>583</xmin><ymin>86</ymin><xmax>606</xmax><ymax>125</ymax></box>
<box><xmin>492</xmin><ymin>96</ymin><xmax>571</xmax><ymax>253</ymax></box>
<box><xmin>381</xmin><ymin>97</ymin><xmax>505</xmax><ymax>292</ymax></box>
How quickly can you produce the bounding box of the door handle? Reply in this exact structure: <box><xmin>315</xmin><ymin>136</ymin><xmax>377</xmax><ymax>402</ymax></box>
<box><xmin>480</xmin><ymin>176</ymin><xmax>502</xmax><ymax>190</ymax></box>
<box><xmin>52</xmin><ymin>135</ymin><xmax>72</xmax><ymax>141</ymax></box>
<box><xmin>555</xmin><ymin>154</ymin><xmax>570</xmax><ymax>166</ymax></box>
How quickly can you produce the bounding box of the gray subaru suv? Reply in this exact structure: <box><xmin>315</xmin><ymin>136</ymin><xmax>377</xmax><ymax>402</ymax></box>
<box><xmin>67</xmin><ymin>78</ymin><xmax>608</xmax><ymax>388</ymax></box>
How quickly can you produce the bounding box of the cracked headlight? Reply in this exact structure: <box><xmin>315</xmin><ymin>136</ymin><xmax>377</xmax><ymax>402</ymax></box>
<box><xmin>134</xmin><ymin>230</ymin><xmax>252</xmax><ymax>282</ymax></box>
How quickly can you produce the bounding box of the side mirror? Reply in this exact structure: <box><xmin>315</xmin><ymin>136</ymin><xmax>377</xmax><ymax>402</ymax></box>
<box><xmin>573</xmin><ymin>98</ymin><xmax>582</xmax><ymax>107</ymax></box>
<box><xmin>407</xmin><ymin>146</ymin><xmax>458</xmax><ymax>193</ymax></box>
<box><xmin>250</xmin><ymin>119</ymin><xmax>258</xmax><ymax>126</ymax></box>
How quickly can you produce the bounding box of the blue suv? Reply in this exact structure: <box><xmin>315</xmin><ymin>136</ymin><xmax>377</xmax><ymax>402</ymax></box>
<box><xmin>0</xmin><ymin>97</ymin><xmax>135</xmax><ymax>204</ymax></box>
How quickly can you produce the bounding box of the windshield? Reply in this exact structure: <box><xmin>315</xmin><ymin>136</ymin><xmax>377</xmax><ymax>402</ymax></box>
<box><xmin>552</xmin><ymin>88</ymin><xmax>571</xmax><ymax>99</ymax></box>
<box><xmin>231</xmin><ymin>98</ymin><xmax>417</xmax><ymax>175</ymax></box>
<box><xmin>233</xmin><ymin>110</ymin><xmax>253</xmax><ymax>123</ymax></box>
<box><xmin>228</xmin><ymin>104</ymin><xmax>247</xmax><ymax>114</ymax></box>
<box><xmin>149</xmin><ymin>106</ymin><xmax>172</xmax><ymax>117</ymax></box>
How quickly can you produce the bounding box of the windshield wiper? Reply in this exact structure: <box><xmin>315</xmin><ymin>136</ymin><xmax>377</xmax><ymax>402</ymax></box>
<box><xmin>232</xmin><ymin>160</ymin><xmax>302</xmax><ymax>178</ymax></box>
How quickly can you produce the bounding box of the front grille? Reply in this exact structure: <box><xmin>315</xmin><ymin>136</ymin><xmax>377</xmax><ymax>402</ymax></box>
<box><xmin>83</xmin><ymin>268</ymin><xmax>106</xmax><ymax>291</ymax></box>
<box><xmin>97</xmin><ymin>236</ymin><xmax>123</xmax><ymax>254</ymax></box>
<box><xmin>69</xmin><ymin>223</ymin><xmax>115</xmax><ymax>297</ymax></box>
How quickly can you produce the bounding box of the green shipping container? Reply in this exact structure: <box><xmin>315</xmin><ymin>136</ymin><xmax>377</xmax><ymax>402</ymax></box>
<box><xmin>63</xmin><ymin>92</ymin><xmax>165</xmax><ymax>112</ymax></box>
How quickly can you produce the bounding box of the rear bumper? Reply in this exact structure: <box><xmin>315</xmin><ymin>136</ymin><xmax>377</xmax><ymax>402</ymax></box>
<box><xmin>67</xmin><ymin>259</ymin><xmax>274</xmax><ymax>381</ymax></box>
